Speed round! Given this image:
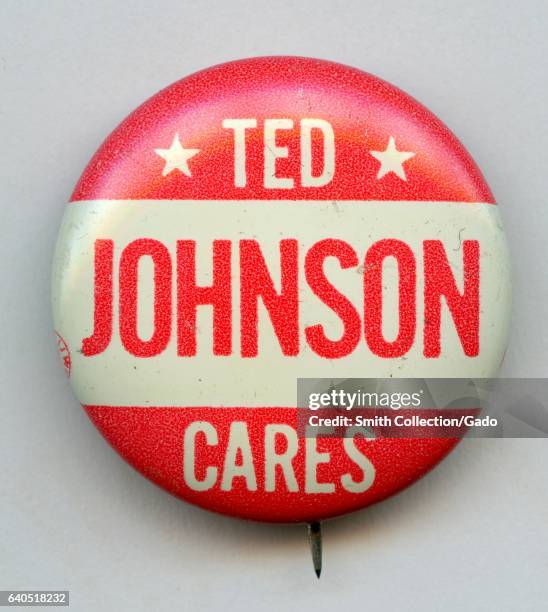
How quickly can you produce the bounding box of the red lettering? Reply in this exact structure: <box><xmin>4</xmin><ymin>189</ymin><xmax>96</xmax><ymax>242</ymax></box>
<box><xmin>240</xmin><ymin>239</ymin><xmax>299</xmax><ymax>357</ymax></box>
<box><xmin>82</xmin><ymin>239</ymin><xmax>114</xmax><ymax>356</ymax></box>
<box><xmin>82</xmin><ymin>237</ymin><xmax>480</xmax><ymax>361</ymax></box>
<box><xmin>119</xmin><ymin>239</ymin><xmax>172</xmax><ymax>357</ymax></box>
<box><xmin>177</xmin><ymin>240</ymin><xmax>232</xmax><ymax>356</ymax></box>
<box><xmin>364</xmin><ymin>239</ymin><xmax>416</xmax><ymax>358</ymax></box>
<box><xmin>423</xmin><ymin>240</ymin><xmax>479</xmax><ymax>357</ymax></box>
<box><xmin>305</xmin><ymin>239</ymin><xmax>361</xmax><ymax>358</ymax></box>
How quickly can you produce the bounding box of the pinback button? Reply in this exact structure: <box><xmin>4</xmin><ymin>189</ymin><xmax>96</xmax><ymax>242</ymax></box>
<box><xmin>52</xmin><ymin>57</ymin><xmax>511</xmax><ymax>576</ymax></box>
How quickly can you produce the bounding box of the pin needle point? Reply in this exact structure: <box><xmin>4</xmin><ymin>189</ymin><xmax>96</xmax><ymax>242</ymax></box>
<box><xmin>307</xmin><ymin>521</ymin><xmax>322</xmax><ymax>579</ymax></box>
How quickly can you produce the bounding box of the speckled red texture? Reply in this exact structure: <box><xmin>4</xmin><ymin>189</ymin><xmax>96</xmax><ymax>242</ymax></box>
<box><xmin>85</xmin><ymin>406</ymin><xmax>458</xmax><ymax>523</ymax></box>
<box><xmin>68</xmin><ymin>57</ymin><xmax>497</xmax><ymax>523</ymax></box>
<box><xmin>71</xmin><ymin>56</ymin><xmax>494</xmax><ymax>203</ymax></box>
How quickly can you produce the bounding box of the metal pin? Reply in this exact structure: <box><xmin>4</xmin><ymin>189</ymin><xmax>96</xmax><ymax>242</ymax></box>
<box><xmin>307</xmin><ymin>521</ymin><xmax>322</xmax><ymax>578</ymax></box>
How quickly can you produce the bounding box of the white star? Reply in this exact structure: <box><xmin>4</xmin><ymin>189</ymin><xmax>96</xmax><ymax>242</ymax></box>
<box><xmin>369</xmin><ymin>136</ymin><xmax>415</xmax><ymax>181</ymax></box>
<box><xmin>154</xmin><ymin>133</ymin><xmax>200</xmax><ymax>177</ymax></box>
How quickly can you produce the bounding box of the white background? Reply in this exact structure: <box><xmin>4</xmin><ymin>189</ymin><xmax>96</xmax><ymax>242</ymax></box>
<box><xmin>1</xmin><ymin>1</ymin><xmax>547</xmax><ymax>610</ymax></box>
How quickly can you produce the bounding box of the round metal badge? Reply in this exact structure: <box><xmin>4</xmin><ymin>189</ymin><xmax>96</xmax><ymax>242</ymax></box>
<box><xmin>52</xmin><ymin>57</ymin><xmax>511</xmax><ymax>530</ymax></box>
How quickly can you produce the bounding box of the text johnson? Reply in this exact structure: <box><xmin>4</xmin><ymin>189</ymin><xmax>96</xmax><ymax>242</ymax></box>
<box><xmin>82</xmin><ymin>237</ymin><xmax>479</xmax><ymax>359</ymax></box>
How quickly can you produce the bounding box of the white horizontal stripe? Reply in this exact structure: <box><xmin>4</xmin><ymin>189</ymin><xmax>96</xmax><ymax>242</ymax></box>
<box><xmin>52</xmin><ymin>200</ymin><xmax>511</xmax><ymax>407</ymax></box>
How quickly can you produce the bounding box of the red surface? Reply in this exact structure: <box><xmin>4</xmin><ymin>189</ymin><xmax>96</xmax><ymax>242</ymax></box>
<box><xmin>68</xmin><ymin>57</ymin><xmax>496</xmax><ymax>522</ymax></box>
<box><xmin>86</xmin><ymin>406</ymin><xmax>458</xmax><ymax>523</ymax></box>
<box><xmin>72</xmin><ymin>56</ymin><xmax>494</xmax><ymax>203</ymax></box>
